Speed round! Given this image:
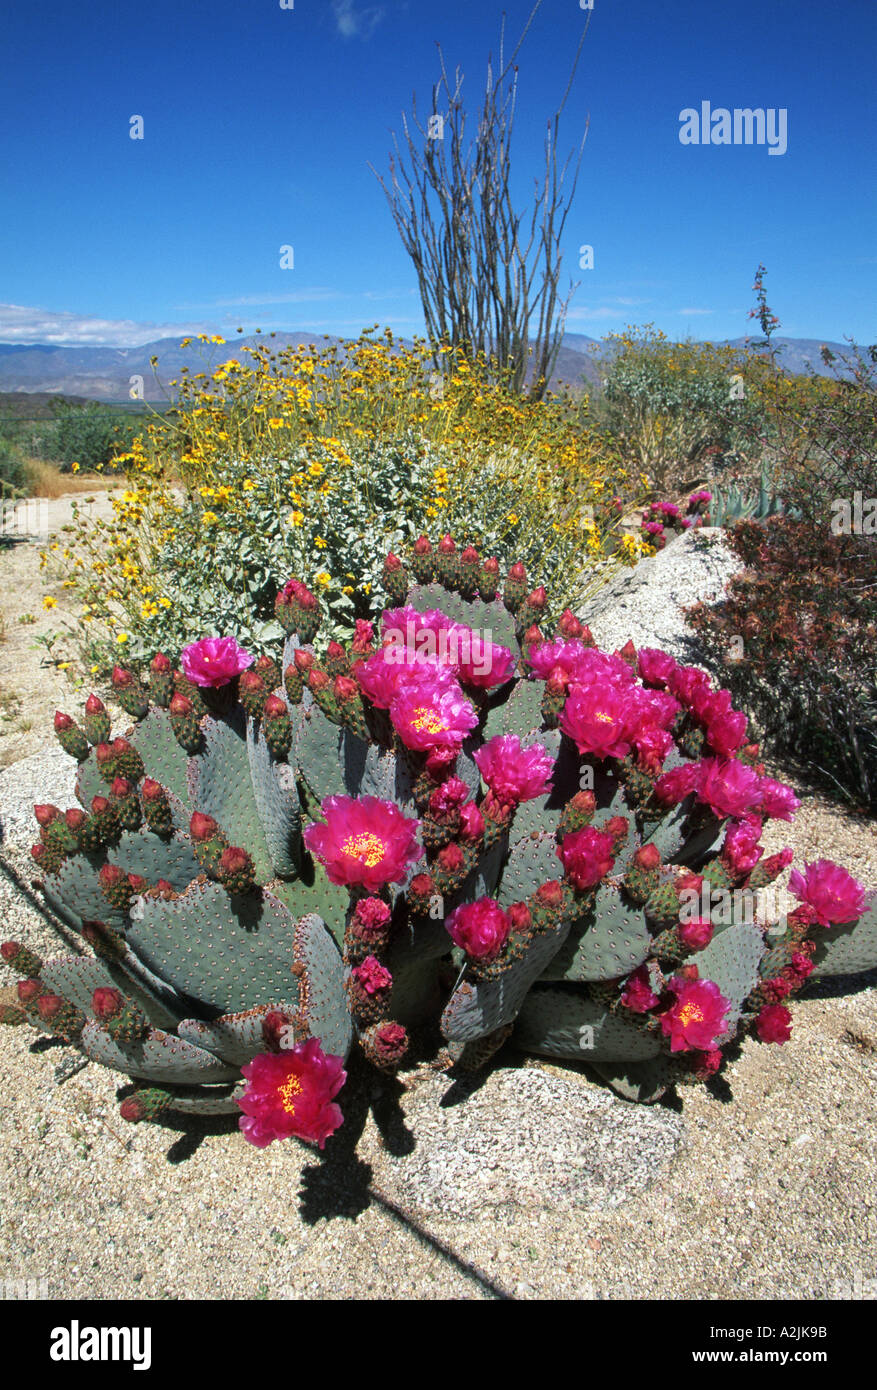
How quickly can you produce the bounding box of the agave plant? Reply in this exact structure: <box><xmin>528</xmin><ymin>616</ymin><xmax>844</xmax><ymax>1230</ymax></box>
<box><xmin>2</xmin><ymin>536</ymin><xmax>875</xmax><ymax>1150</ymax></box>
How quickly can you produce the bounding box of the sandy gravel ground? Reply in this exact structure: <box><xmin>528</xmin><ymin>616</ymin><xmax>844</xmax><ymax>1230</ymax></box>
<box><xmin>0</xmin><ymin>504</ymin><xmax>874</xmax><ymax>1301</ymax></box>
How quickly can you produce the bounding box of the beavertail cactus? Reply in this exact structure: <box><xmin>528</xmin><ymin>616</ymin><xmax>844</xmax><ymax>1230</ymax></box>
<box><xmin>3</xmin><ymin>541</ymin><xmax>876</xmax><ymax>1150</ymax></box>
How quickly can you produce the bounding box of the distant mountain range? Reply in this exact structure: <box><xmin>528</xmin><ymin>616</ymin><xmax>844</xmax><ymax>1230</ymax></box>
<box><xmin>0</xmin><ymin>331</ymin><xmax>859</xmax><ymax>403</ymax></box>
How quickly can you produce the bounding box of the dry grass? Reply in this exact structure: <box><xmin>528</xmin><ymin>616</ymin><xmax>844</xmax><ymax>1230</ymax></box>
<box><xmin>22</xmin><ymin>459</ymin><xmax>123</xmax><ymax>499</ymax></box>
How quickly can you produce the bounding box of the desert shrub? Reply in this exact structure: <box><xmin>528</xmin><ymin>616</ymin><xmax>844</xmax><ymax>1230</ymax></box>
<box><xmin>0</xmin><ymin>436</ymin><xmax>26</xmax><ymax>494</ymax></box>
<box><xmin>588</xmin><ymin>325</ymin><xmax>764</xmax><ymax>494</ymax></box>
<box><xmin>42</xmin><ymin>331</ymin><xmax>644</xmax><ymax>670</ymax></box>
<box><xmin>49</xmin><ymin>402</ymin><xmax>142</xmax><ymax>473</ymax></box>
<box><xmin>686</xmin><ymin>516</ymin><xmax>877</xmax><ymax>810</ymax></box>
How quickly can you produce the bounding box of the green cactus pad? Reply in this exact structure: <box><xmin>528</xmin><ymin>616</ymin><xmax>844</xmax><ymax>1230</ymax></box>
<box><xmin>125</xmin><ymin>880</ymin><xmax>308</xmax><ymax>1016</ymax></box>
<box><xmin>177</xmin><ymin>1003</ymin><xmax>299</xmax><ymax>1065</ymax></box>
<box><xmin>129</xmin><ymin>707</ymin><xmax>193</xmax><ymax>809</ymax></box>
<box><xmin>497</xmin><ymin>831</ymin><xmax>561</xmax><ymax>907</ymax></box>
<box><xmin>441</xmin><ymin>924</ymin><xmax>571</xmax><ymax>1044</ymax></box>
<box><xmin>41</xmin><ymin>855</ymin><xmax>127</xmax><ymax>935</ymax></box>
<box><xmin>808</xmin><ymin>902</ymin><xmax>877</xmax><ymax>978</ymax></box>
<box><xmin>540</xmin><ymin>882</ymin><xmax>652</xmax><ymax>983</ymax></box>
<box><xmin>484</xmin><ymin>678</ymin><xmax>544</xmax><ymax>741</ymax></box>
<box><xmin>38</xmin><ymin>954</ymin><xmax>121</xmax><ymax>1015</ymax></box>
<box><xmin>270</xmin><ymin>865</ymin><xmax>349</xmax><ymax>950</ymax></box>
<box><xmin>246</xmin><ymin>719</ymin><xmax>302</xmax><ymax>878</ymax></box>
<box><xmin>141</xmin><ymin>1083</ymin><xmax>245</xmax><ymax>1116</ymax></box>
<box><xmin>512</xmin><ymin>986</ymin><xmax>662</xmax><ymax>1062</ymax></box>
<box><xmin>683</xmin><ymin>920</ymin><xmax>764</xmax><ymax>1030</ymax></box>
<box><xmin>188</xmin><ymin>713</ymin><xmax>274</xmax><ymax>885</ymax></box>
<box><xmin>78</xmin><ymin>1019</ymin><xmax>241</xmax><ymax>1083</ymax></box>
<box><xmin>112</xmin><ymin>828</ymin><xmax>201</xmax><ymax>891</ymax></box>
<box><xmin>291</xmin><ymin>912</ymin><xmax>353</xmax><ymax>1059</ymax></box>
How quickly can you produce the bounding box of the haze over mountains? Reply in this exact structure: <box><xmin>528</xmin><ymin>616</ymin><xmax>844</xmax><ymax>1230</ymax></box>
<box><xmin>0</xmin><ymin>331</ymin><xmax>858</xmax><ymax>402</ymax></box>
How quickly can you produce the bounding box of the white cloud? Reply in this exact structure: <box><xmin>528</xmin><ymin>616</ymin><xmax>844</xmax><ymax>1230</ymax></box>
<box><xmin>677</xmin><ymin>307</ymin><xmax>714</xmax><ymax>316</ymax></box>
<box><xmin>332</xmin><ymin>0</ymin><xmax>385</xmax><ymax>39</ymax></box>
<box><xmin>0</xmin><ymin>303</ymin><xmax>211</xmax><ymax>347</ymax></box>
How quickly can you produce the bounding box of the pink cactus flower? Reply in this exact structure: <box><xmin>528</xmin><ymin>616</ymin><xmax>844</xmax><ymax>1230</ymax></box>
<box><xmin>181</xmin><ymin>636</ymin><xmax>254</xmax><ymax>688</ymax></box>
<box><xmin>677</xmin><ymin>917</ymin><xmax>714</xmax><ymax>951</ymax></box>
<box><xmin>557</xmin><ymin>826</ymin><xmax>616</xmax><ymax>890</ymax></box>
<box><xmin>389</xmin><ymin>678</ymin><xmax>478</xmax><ymax>753</ymax></box>
<box><xmin>458</xmin><ymin>801</ymin><xmax>486</xmax><ymax>843</ymax></box>
<box><xmin>621</xmin><ymin>966</ymin><xmax>660</xmax><ymax>1013</ymax></box>
<box><xmin>237</xmin><ymin>1039</ymin><xmax>346</xmax><ymax>1149</ymax></box>
<box><xmin>634</xmin><ymin>726</ymin><xmax>674</xmax><ymax>775</ymax></box>
<box><xmin>659</xmin><ymin>977</ymin><xmax>731</xmax><ymax>1053</ymax></box>
<box><xmin>304</xmin><ymin>795</ymin><xmax>421</xmax><ymax>892</ymax></box>
<box><xmin>755</xmin><ymin>1004</ymin><xmax>792</xmax><ymax>1045</ymax></box>
<box><xmin>445</xmin><ymin>898</ymin><xmax>511</xmax><ymax>961</ymax></box>
<box><xmin>654</xmin><ymin>761</ymin><xmax>701</xmax><ymax>805</ymax></box>
<box><xmin>560</xmin><ymin>684</ymin><xmax>634</xmax><ymax>760</ymax></box>
<box><xmin>473</xmin><ymin>735</ymin><xmax>555</xmax><ymax>807</ymax></box>
<box><xmin>758</xmin><ymin>777</ymin><xmax>801</xmax><ymax>822</ymax></box>
<box><xmin>637</xmin><ymin>647</ymin><xmax>678</xmax><ymax>687</ymax></box>
<box><xmin>722</xmin><ymin>817</ymin><xmax>764</xmax><ymax>876</ymax></box>
<box><xmin>787</xmin><ymin>859</ymin><xmax>868</xmax><ymax>926</ymax></box>
<box><xmin>356</xmin><ymin>646</ymin><xmax>448</xmax><ymax>709</ymax></box>
<box><xmin>667</xmin><ymin>664</ymin><xmax>712</xmax><ymax>707</ymax></box>
<box><xmin>694</xmin><ymin>758</ymin><xmax>764</xmax><ymax>819</ymax></box>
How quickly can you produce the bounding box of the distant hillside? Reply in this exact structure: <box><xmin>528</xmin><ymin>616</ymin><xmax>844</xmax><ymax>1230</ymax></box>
<box><xmin>0</xmin><ymin>330</ymin><xmax>860</xmax><ymax>401</ymax></box>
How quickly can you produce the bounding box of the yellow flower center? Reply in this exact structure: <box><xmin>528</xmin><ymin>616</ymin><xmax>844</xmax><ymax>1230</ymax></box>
<box><xmin>341</xmin><ymin>832</ymin><xmax>386</xmax><ymax>867</ymax></box>
<box><xmin>278</xmin><ymin>1073</ymin><xmax>302</xmax><ymax>1113</ymax></box>
<box><xmin>411</xmin><ymin>707</ymin><xmax>446</xmax><ymax>734</ymax></box>
<box><xmin>677</xmin><ymin>1003</ymin><xmax>704</xmax><ymax>1028</ymax></box>
<box><xmin>594</xmin><ymin>711</ymin><xmax>614</xmax><ymax>724</ymax></box>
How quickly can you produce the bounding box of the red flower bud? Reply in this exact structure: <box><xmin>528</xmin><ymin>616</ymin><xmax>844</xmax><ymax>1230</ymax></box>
<box><xmin>85</xmin><ymin>693</ymin><xmax>106</xmax><ymax>715</ymax></box>
<box><xmin>634</xmin><ymin>843</ymin><xmax>662</xmax><ymax>870</ymax></box>
<box><xmin>438</xmin><ymin>534</ymin><xmax>455</xmax><ymax>554</ymax></box>
<box><xmin>413</xmin><ymin>535</ymin><xmax>432</xmax><ymax>555</ymax></box>
<box><xmin>17</xmin><ymin>979</ymin><xmax>42</xmax><ymax>1005</ymax></box>
<box><xmin>140</xmin><ymin>778</ymin><xmax>164</xmax><ymax>801</ymax></box>
<box><xmin>65</xmin><ymin>808</ymin><xmax>86</xmax><ymax>832</ymax></box>
<box><xmin>111</xmin><ymin>666</ymin><xmax>133</xmax><ymax>688</ymax></box>
<box><xmin>90</xmin><ymin>796</ymin><xmax>109</xmax><ymax>814</ymax></box>
<box><xmin>523</xmin><ymin>624</ymin><xmax>543</xmax><ymax>648</ymax></box>
<box><xmin>91</xmin><ymin>987</ymin><xmax>125</xmax><ymax>1020</ymax></box>
<box><xmin>169</xmin><ymin>693</ymin><xmax>194</xmax><ymax>716</ymax></box>
<box><xmin>508</xmin><ymin>902</ymin><xmax>532</xmax><ymax>931</ymax></box>
<box><xmin>333</xmin><ymin>676</ymin><xmax>358</xmax><ymax>702</ymax></box>
<box><xmin>482</xmin><ymin>557</ymin><xmax>499</xmax><ymax>574</ymax></box>
<box><xmin>536</xmin><ymin>880</ymin><xmax>564</xmax><ymax>907</ymax></box>
<box><xmin>263</xmin><ymin>695</ymin><xmax>288</xmax><ymax>719</ymax></box>
<box><xmin>53</xmin><ymin>711</ymin><xmax>74</xmax><ymax>731</ymax></box>
<box><xmin>605</xmin><ymin>816</ymin><xmax>629</xmax><ymax>842</ymax></box>
<box><xmin>294</xmin><ymin>649</ymin><xmax>315</xmax><ymax>672</ymax></box>
<box><xmin>508</xmin><ymin>562</ymin><xmax>527</xmax><ymax>581</ymax></box>
<box><xmin>34</xmin><ymin>804</ymin><xmax>60</xmax><ymax>827</ymax></box>
<box><xmin>150</xmin><ymin>652</ymin><xmax>172</xmax><ymax>673</ymax></box>
<box><xmin>557</xmin><ymin>609</ymin><xmax>584</xmax><ymax>639</ymax></box>
<box><xmin>526</xmin><ymin>586</ymin><xmax>547</xmax><ymax>610</ymax></box>
<box><xmin>30</xmin><ymin>843</ymin><xmax>47</xmax><ymax>865</ymax></box>
<box><xmin>384</xmin><ymin>552</ymin><xmax>402</xmax><ymax>572</ymax></box>
<box><xmin>327</xmin><ymin>640</ymin><xmax>346</xmax><ymax>661</ymax></box>
<box><xmin>36</xmin><ymin>993</ymin><xmax>66</xmax><ymax>1023</ymax></box>
<box><xmin>189</xmin><ymin>812</ymin><xmax>220</xmax><ymax>842</ymax></box>
<box><xmin>110</xmin><ymin>777</ymin><xmax>131</xmax><ymax>798</ymax></box>
<box><xmin>436</xmin><ymin>843</ymin><xmax>464</xmax><ymax>872</ymax></box>
<box><xmin>98</xmin><ymin>864</ymin><xmax>126</xmax><ymax>890</ymax></box>
<box><xmin>308</xmin><ymin>669</ymin><xmax>330</xmax><ymax>692</ymax></box>
<box><xmin>127</xmin><ymin>874</ymin><xmax>148</xmax><ymax>894</ymax></box>
<box><xmin>95</xmin><ymin>742</ymin><xmax>114</xmax><ymax>765</ymax></box>
<box><xmin>461</xmin><ymin>545</ymin><xmax>479</xmax><ymax>564</ymax></box>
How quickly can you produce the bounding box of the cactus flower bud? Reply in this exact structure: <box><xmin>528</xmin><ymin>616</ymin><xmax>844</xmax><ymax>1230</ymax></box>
<box><xmin>557</xmin><ymin>609</ymin><xmax>584</xmax><ymax>639</ymax></box>
<box><xmin>294</xmin><ymin>649</ymin><xmax>314</xmax><ymax>673</ymax></box>
<box><xmin>85</xmin><ymin>693</ymin><xmax>106</xmax><ymax>715</ymax></box>
<box><xmin>508</xmin><ymin>562</ymin><xmax>526</xmax><ymax>581</ymax></box>
<box><xmin>536</xmin><ymin>880</ymin><xmax>564</xmax><ymax>908</ymax></box>
<box><xmin>91</xmin><ymin>987</ymin><xmax>125</xmax><ymax>1020</ymax></box>
<box><xmin>333</xmin><ymin>676</ymin><xmax>358</xmax><ymax>703</ymax></box>
<box><xmin>151</xmin><ymin>652</ymin><xmax>172</xmax><ymax>673</ymax></box>
<box><xmin>438</xmin><ymin>534</ymin><xmax>455</xmax><ymax>554</ymax></box>
<box><xmin>54</xmin><ymin>711</ymin><xmax>74</xmax><ymax>731</ymax></box>
<box><xmin>17</xmin><ymin>978</ymin><xmax>43</xmax><ymax>1006</ymax></box>
<box><xmin>413</xmin><ymin>536</ymin><xmax>432</xmax><ymax>555</ymax></box>
<box><xmin>34</xmin><ymin>804</ymin><xmax>60</xmax><ymax>827</ymax></box>
<box><xmin>263</xmin><ymin>695</ymin><xmax>288</xmax><ymax>719</ymax></box>
<box><xmin>634</xmin><ymin>844</ymin><xmax>662</xmax><ymax>871</ymax></box>
<box><xmin>169</xmin><ymin>693</ymin><xmax>194</xmax><ymax>716</ymax></box>
<box><xmin>508</xmin><ymin>902</ymin><xmax>533</xmax><ymax>931</ymax></box>
<box><xmin>189</xmin><ymin>812</ymin><xmax>220</xmax><ymax>842</ymax></box>
<box><xmin>384</xmin><ymin>552</ymin><xmax>402</xmax><ymax>571</ymax></box>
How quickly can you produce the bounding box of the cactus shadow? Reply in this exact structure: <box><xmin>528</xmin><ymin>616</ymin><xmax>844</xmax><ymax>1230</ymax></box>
<box><xmin>296</xmin><ymin>1055</ymin><xmax>415</xmax><ymax>1224</ymax></box>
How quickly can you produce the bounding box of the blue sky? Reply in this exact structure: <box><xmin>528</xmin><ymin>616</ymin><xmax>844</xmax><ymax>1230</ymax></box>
<box><xmin>1</xmin><ymin>0</ymin><xmax>874</xmax><ymax>347</ymax></box>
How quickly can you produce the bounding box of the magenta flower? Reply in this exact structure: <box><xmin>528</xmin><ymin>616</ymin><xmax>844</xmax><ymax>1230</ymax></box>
<box><xmin>787</xmin><ymin>859</ymin><xmax>868</xmax><ymax>926</ymax></box>
<box><xmin>350</xmin><ymin>956</ymin><xmax>393</xmax><ymax>996</ymax></box>
<box><xmin>451</xmin><ymin>627</ymin><xmax>515</xmax><ymax>689</ymax></box>
<box><xmin>560</xmin><ymin>684</ymin><xmax>634</xmax><ymax>760</ymax></box>
<box><xmin>356</xmin><ymin>647</ymin><xmax>448</xmax><ymax>709</ymax></box>
<box><xmin>705</xmin><ymin>709</ymin><xmax>749</xmax><ymax>758</ymax></box>
<box><xmin>389</xmin><ymin>678</ymin><xmax>478</xmax><ymax>753</ymax></box>
<box><xmin>557</xmin><ymin>826</ymin><xmax>616</xmax><ymax>890</ymax></box>
<box><xmin>634</xmin><ymin>726</ymin><xmax>674</xmax><ymax>775</ymax></box>
<box><xmin>755</xmin><ymin>1004</ymin><xmax>792</xmax><ymax>1045</ymax></box>
<box><xmin>445</xmin><ymin>898</ymin><xmax>511</xmax><ymax>961</ymax></box>
<box><xmin>677</xmin><ymin>917</ymin><xmax>714</xmax><ymax>951</ymax></box>
<box><xmin>667</xmin><ymin>664</ymin><xmax>712</xmax><ymax>707</ymax></box>
<box><xmin>659</xmin><ymin>977</ymin><xmax>731</xmax><ymax>1053</ymax></box>
<box><xmin>695</xmin><ymin>758</ymin><xmax>764</xmax><ymax>819</ymax></box>
<box><xmin>621</xmin><ymin>966</ymin><xmax>660</xmax><ymax>1013</ymax></box>
<box><xmin>473</xmin><ymin>735</ymin><xmax>555</xmax><ymax>807</ymax></box>
<box><xmin>181</xmin><ymin>636</ymin><xmax>254</xmax><ymax>688</ymax></box>
<box><xmin>237</xmin><ymin>1038</ymin><xmax>346</xmax><ymax>1149</ymax></box>
<box><xmin>654</xmin><ymin>762</ymin><xmax>701</xmax><ymax>805</ymax></box>
<box><xmin>529</xmin><ymin>641</ymin><xmax>634</xmax><ymax>689</ymax></box>
<box><xmin>722</xmin><ymin>817</ymin><xmax>764</xmax><ymax>876</ymax></box>
<box><xmin>637</xmin><ymin>647</ymin><xmax>678</xmax><ymax>687</ymax></box>
<box><xmin>758</xmin><ymin>777</ymin><xmax>801</xmax><ymax>822</ymax></box>
<box><xmin>459</xmin><ymin>801</ymin><xmax>486</xmax><ymax>843</ymax></box>
<box><xmin>304</xmin><ymin>794</ymin><xmax>422</xmax><ymax>893</ymax></box>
